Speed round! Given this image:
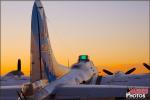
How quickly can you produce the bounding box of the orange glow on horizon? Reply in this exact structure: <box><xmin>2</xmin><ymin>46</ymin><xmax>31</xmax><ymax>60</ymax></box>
<box><xmin>1</xmin><ymin>1</ymin><xmax>149</xmax><ymax>77</ymax></box>
<box><xmin>1</xmin><ymin>57</ymin><xmax>149</xmax><ymax>76</ymax></box>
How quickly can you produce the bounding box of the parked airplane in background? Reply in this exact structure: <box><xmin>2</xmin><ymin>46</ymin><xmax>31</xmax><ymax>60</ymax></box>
<box><xmin>100</xmin><ymin>63</ymin><xmax>150</xmax><ymax>86</ymax></box>
<box><xmin>3</xmin><ymin>59</ymin><xmax>24</xmax><ymax>77</ymax></box>
<box><xmin>1</xmin><ymin>59</ymin><xmax>29</xmax><ymax>86</ymax></box>
<box><xmin>17</xmin><ymin>0</ymin><xmax>150</xmax><ymax>100</ymax></box>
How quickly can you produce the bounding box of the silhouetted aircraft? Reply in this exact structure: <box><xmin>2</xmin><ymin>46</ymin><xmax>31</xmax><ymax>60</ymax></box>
<box><xmin>1</xmin><ymin>59</ymin><xmax>29</xmax><ymax>87</ymax></box>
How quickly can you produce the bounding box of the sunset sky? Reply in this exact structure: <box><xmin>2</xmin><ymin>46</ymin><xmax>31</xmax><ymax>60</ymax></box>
<box><xmin>1</xmin><ymin>1</ymin><xmax>149</xmax><ymax>76</ymax></box>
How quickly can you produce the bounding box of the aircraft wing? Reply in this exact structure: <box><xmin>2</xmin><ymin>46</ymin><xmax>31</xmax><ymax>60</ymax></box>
<box><xmin>43</xmin><ymin>85</ymin><xmax>150</xmax><ymax>100</ymax></box>
<box><xmin>0</xmin><ymin>85</ymin><xmax>21</xmax><ymax>89</ymax></box>
<box><xmin>1</xmin><ymin>85</ymin><xmax>22</xmax><ymax>100</ymax></box>
<box><xmin>100</xmin><ymin>73</ymin><xmax>150</xmax><ymax>87</ymax></box>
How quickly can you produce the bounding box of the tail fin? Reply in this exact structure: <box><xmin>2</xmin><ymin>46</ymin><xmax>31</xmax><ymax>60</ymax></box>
<box><xmin>31</xmin><ymin>0</ymin><xmax>69</xmax><ymax>82</ymax></box>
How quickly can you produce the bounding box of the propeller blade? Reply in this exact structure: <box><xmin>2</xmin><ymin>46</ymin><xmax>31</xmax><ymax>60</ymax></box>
<box><xmin>103</xmin><ymin>69</ymin><xmax>113</xmax><ymax>75</ymax></box>
<box><xmin>125</xmin><ymin>68</ymin><xmax>136</xmax><ymax>74</ymax></box>
<box><xmin>143</xmin><ymin>63</ymin><xmax>150</xmax><ymax>70</ymax></box>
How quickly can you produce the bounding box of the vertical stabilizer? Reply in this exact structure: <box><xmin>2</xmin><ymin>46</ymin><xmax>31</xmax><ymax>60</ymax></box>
<box><xmin>17</xmin><ymin>59</ymin><xmax>21</xmax><ymax>72</ymax></box>
<box><xmin>31</xmin><ymin>0</ymin><xmax>57</xmax><ymax>82</ymax></box>
<box><xmin>31</xmin><ymin>0</ymin><xmax>69</xmax><ymax>82</ymax></box>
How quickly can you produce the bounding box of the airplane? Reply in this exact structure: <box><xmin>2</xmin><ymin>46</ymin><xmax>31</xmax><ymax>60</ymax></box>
<box><xmin>0</xmin><ymin>59</ymin><xmax>29</xmax><ymax>100</ymax></box>
<box><xmin>100</xmin><ymin>63</ymin><xmax>150</xmax><ymax>86</ymax></box>
<box><xmin>3</xmin><ymin>59</ymin><xmax>24</xmax><ymax>77</ymax></box>
<box><xmin>1</xmin><ymin>59</ymin><xmax>29</xmax><ymax>86</ymax></box>
<box><xmin>17</xmin><ymin>0</ymin><xmax>150</xmax><ymax>100</ymax></box>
